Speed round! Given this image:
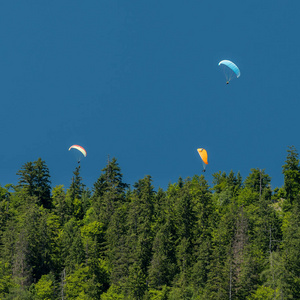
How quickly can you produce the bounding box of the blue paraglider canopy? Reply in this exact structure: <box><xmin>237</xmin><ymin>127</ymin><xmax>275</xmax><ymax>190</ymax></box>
<box><xmin>218</xmin><ymin>60</ymin><xmax>240</xmax><ymax>83</ymax></box>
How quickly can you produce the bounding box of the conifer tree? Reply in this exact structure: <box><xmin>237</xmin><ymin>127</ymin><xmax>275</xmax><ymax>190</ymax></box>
<box><xmin>148</xmin><ymin>184</ymin><xmax>177</xmax><ymax>290</ymax></box>
<box><xmin>4</xmin><ymin>153</ymin><xmax>300</xmax><ymax>298</ymax></box>
<box><xmin>129</xmin><ymin>175</ymin><xmax>154</xmax><ymax>267</ymax></box>
<box><xmin>16</xmin><ymin>161</ymin><xmax>35</xmax><ymax>196</ymax></box>
<box><xmin>33</xmin><ymin>272</ymin><xmax>56</xmax><ymax>300</ymax></box>
<box><xmin>69</xmin><ymin>165</ymin><xmax>85</xmax><ymax>201</ymax></box>
<box><xmin>16</xmin><ymin>158</ymin><xmax>51</xmax><ymax>208</ymax></box>
<box><xmin>281</xmin><ymin>194</ymin><xmax>300</xmax><ymax>298</ymax></box>
<box><xmin>92</xmin><ymin>158</ymin><xmax>128</xmax><ymax>227</ymax></box>
<box><xmin>1</xmin><ymin>201</ymin><xmax>54</xmax><ymax>290</ymax></box>
<box><xmin>282</xmin><ymin>146</ymin><xmax>300</xmax><ymax>206</ymax></box>
<box><xmin>244</xmin><ymin>168</ymin><xmax>271</xmax><ymax>196</ymax></box>
<box><xmin>34</xmin><ymin>158</ymin><xmax>52</xmax><ymax>208</ymax></box>
<box><xmin>67</xmin><ymin>165</ymin><xmax>85</xmax><ymax>219</ymax></box>
<box><xmin>0</xmin><ymin>186</ymin><xmax>11</xmax><ymax>239</ymax></box>
<box><xmin>148</xmin><ymin>223</ymin><xmax>177</xmax><ymax>289</ymax></box>
<box><xmin>190</xmin><ymin>175</ymin><xmax>213</xmax><ymax>295</ymax></box>
<box><xmin>203</xmin><ymin>202</ymin><xmax>236</xmax><ymax>300</ymax></box>
<box><xmin>106</xmin><ymin>204</ymin><xmax>130</xmax><ymax>286</ymax></box>
<box><xmin>93</xmin><ymin>157</ymin><xmax>128</xmax><ymax>198</ymax></box>
<box><xmin>52</xmin><ymin>185</ymin><xmax>68</xmax><ymax>226</ymax></box>
<box><xmin>170</xmin><ymin>179</ymin><xmax>197</xmax><ymax>292</ymax></box>
<box><xmin>124</xmin><ymin>175</ymin><xmax>155</xmax><ymax>297</ymax></box>
<box><xmin>60</xmin><ymin>218</ymin><xmax>85</xmax><ymax>273</ymax></box>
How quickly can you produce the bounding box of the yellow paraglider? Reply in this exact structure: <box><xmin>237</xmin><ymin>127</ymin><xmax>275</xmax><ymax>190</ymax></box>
<box><xmin>197</xmin><ymin>148</ymin><xmax>208</xmax><ymax>172</ymax></box>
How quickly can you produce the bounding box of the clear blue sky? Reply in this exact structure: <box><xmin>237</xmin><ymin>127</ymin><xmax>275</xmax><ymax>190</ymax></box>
<box><xmin>0</xmin><ymin>1</ymin><xmax>299</xmax><ymax>191</ymax></box>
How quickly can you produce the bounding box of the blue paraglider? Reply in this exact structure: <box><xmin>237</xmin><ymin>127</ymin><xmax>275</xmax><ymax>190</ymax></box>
<box><xmin>218</xmin><ymin>60</ymin><xmax>240</xmax><ymax>84</ymax></box>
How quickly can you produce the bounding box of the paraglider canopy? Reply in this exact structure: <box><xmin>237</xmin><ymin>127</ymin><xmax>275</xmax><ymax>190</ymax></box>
<box><xmin>69</xmin><ymin>145</ymin><xmax>87</xmax><ymax>163</ymax></box>
<box><xmin>197</xmin><ymin>148</ymin><xmax>208</xmax><ymax>172</ymax></box>
<box><xmin>218</xmin><ymin>60</ymin><xmax>240</xmax><ymax>84</ymax></box>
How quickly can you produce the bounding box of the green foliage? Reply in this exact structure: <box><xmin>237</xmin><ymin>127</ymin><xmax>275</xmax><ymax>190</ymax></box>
<box><xmin>0</xmin><ymin>261</ymin><xmax>12</xmax><ymax>298</ymax></box>
<box><xmin>244</xmin><ymin>168</ymin><xmax>271</xmax><ymax>195</ymax></box>
<box><xmin>247</xmin><ymin>286</ymin><xmax>280</xmax><ymax>300</ymax></box>
<box><xmin>52</xmin><ymin>185</ymin><xmax>67</xmax><ymax>225</ymax></box>
<box><xmin>281</xmin><ymin>195</ymin><xmax>300</xmax><ymax>298</ymax></box>
<box><xmin>16</xmin><ymin>158</ymin><xmax>52</xmax><ymax>208</ymax></box>
<box><xmin>91</xmin><ymin>158</ymin><xmax>129</xmax><ymax>230</ymax></box>
<box><xmin>2</xmin><ymin>149</ymin><xmax>300</xmax><ymax>298</ymax></box>
<box><xmin>282</xmin><ymin>146</ymin><xmax>300</xmax><ymax>206</ymax></box>
<box><xmin>148</xmin><ymin>224</ymin><xmax>177</xmax><ymax>288</ymax></box>
<box><xmin>126</xmin><ymin>263</ymin><xmax>147</xmax><ymax>299</ymax></box>
<box><xmin>93</xmin><ymin>157</ymin><xmax>128</xmax><ymax>198</ymax></box>
<box><xmin>33</xmin><ymin>273</ymin><xmax>56</xmax><ymax>300</ymax></box>
<box><xmin>65</xmin><ymin>264</ymin><xmax>91</xmax><ymax>299</ymax></box>
<box><xmin>101</xmin><ymin>284</ymin><xmax>125</xmax><ymax>300</ymax></box>
<box><xmin>2</xmin><ymin>286</ymin><xmax>32</xmax><ymax>300</ymax></box>
<box><xmin>59</xmin><ymin>218</ymin><xmax>85</xmax><ymax>273</ymax></box>
<box><xmin>168</xmin><ymin>285</ymin><xmax>193</xmax><ymax>300</ymax></box>
<box><xmin>66</xmin><ymin>166</ymin><xmax>86</xmax><ymax>219</ymax></box>
<box><xmin>145</xmin><ymin>286</ymin><xmax>169</xmax><ymax>300</ymax></box>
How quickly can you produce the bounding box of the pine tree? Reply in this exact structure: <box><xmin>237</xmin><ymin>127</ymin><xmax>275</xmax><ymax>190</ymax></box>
<box><xmin>282</xmin><ymin>146</ymin><xmax>300</xmax><ymax>206</ymax></box>
<box><xmin>230</xmin><ymin>207</ymin><xmax>250</xmax><ymax>299</ymax></box>
<box><xmin>106</xmin><ymin>204</ymin><xmax>130</xmax><ymax>286</ymax></box>
<box><xmin>148</xmin><ymin>184</ymin><xmax>177</xmax><ymax>290</ymax></box>
<box><xmin>66</xmin><ymin>166</ymin><xmax>86</xmax><ymax>219</ymax></box>
<box><xmin>34</xmin><ymin>158</ymin><xmax>52</xmax><ymax>208</ymax></box>
<box><xmin>92</xmin><ymin>158</ymin><xmax>128</xmax><ymax>227</ymax></box>
<box><xmin>68</xmin><ymin>165</ymin><xmax>85</xmax><ymax>201</ymax></box>
<box><xmin>190</xmin><ymin>175</ymin><xmax>213</xmax><ymax>295</ymax></box>
<box><xmin>148</xmin><ymin>223</ymin><xmax>177</xmax><ymax>288</ymax></box>
<box><xmin>59</xmin><ymin>218</ymin><xmax>85</xmax><ymax>274</ymax></box>
<box><xmin>1</xmin><ymin>201</ymin><xmax>54</xmax><ymax>290</ymax></box>
<box><xmin>124</xmin><ymin>175</ymin><xmax>155</xmax><ymax>298</ymax></box>
<box><xmin>16</xmin><ymin>161</ymin><xmax>35</xmax><ymax>196</ymax></box>
<box><xmin>281</xmin><ymin>194</ymin><xmax>300</xmax><ymax>298</ymax></box>
<box><xmin>16</xmin><ymin>158</ymin><xmax>51</xmax><ymax>208</ymax></box>
<box><xmin>93</xmin><ymin>157</ymin><xmax>128</xmax><ymax>199</ymax></box>
<box><xmin>0</xmin><ymin>185</ymin><xmax>11</xmax><ymax>242</ymax></box>
<box><xmin>170</xmin><ymin>179</ymin><xmax>196</xmax><ymax>292</ymax></box>
<box><xmin>244</xmin><ymin>168</ymin><xmax>271</xmax><ymax>196</ymax></box>
<box><xmin>203</xmin><ymin>203</ymin><xmax>236</xmax><ymax>300</ymax></box>
<box><xmin>52</xmin><ymin>185</ymin><xmax>68</xmax><ymax>226</ymax></box>
<box><xmin>33</xmin><ymin>272</ymin><xmax>56</xmax><ymax>300</ymax></box>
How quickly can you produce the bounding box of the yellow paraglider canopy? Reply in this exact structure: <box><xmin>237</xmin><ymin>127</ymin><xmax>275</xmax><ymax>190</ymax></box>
<box><xmin>197</xmin><ymin>148</ymin><xmax>208</xmax><ymax>171</ymax></box>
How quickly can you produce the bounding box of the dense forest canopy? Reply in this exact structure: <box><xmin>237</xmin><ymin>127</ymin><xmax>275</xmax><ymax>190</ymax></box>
<box><xmin>0</xmin><ymin>147</ymin><xmax>300</xmax><ymax>299</ymax></box>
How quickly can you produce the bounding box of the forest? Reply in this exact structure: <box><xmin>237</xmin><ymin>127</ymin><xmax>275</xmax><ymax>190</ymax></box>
<box><xmin>1</xmin><ymin>146</ymin><xmax>300</xmax><ymax>300</ymax></box>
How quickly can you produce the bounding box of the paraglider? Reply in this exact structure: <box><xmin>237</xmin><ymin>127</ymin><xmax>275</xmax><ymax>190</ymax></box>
<box><xmin>218</xmin><ymin>60</ymin><xmax>240</xmax><ymax>84</ymax></box>
<box><xmin>68</xmin><ymin>145</ymin><xmax>87</xmax><ymax>163</ymax></box>
<box><xmin>197</xmin><ymin>148</ymin><xmax>208</xmax><ymax>172</ymax></box>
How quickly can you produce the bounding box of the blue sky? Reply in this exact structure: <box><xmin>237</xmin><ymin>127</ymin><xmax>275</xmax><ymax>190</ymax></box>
<box><xmin>0</xmin><ymin>1</ymin><xmax>299</xmax><ymax>191</ymax></box>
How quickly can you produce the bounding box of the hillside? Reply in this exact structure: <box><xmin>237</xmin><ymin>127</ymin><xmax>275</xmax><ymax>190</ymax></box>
<box><xmin>0</xmin><ymin>147</ymin><xmax>299</xmax><ymax>299</ymax></box>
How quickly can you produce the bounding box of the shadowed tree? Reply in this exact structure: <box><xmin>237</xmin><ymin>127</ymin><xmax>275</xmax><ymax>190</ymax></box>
<box><xmin>244</xmin><ymin>168</ymin><xmax>271</xmax><ymax>196</ymax></box>
<box><xmin>66</xmin><ymin>166</ymin><xmax>86</xmax><ymax>219</ymax></box>
<box><xmin>281</xmin><ymin>194</ymin><xmax>300</xmax><ymax>298</ymax></box>
<box><xmin>93</xmin><ymin>157</ymin><xmax>128</xmax><ymax>199</ymax></box>
<box><xmin>282</xmin><ymin>146</ymin><xmax>300</xmax><ymax>207</ymax></box>
<box><xmin>92</xmin><ymin>158</ymin><xmax>128</xmax><ymax>228</ymax></box>
<box><xmin>16</xmin><ymin>158</ymin><xmax>51</xmax><ymax>208</ymax></box>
